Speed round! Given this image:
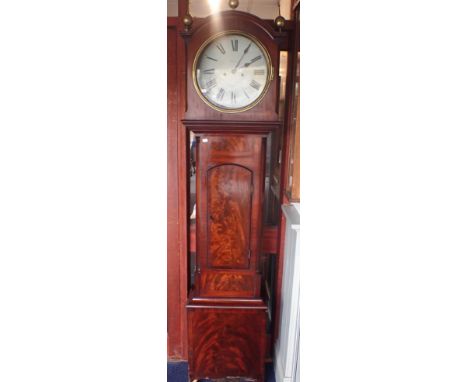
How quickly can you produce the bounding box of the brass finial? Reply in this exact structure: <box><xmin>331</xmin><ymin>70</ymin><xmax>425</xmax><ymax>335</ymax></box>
<box><xmin>275</xmin><ymin>15</ymin><xmax>285</xmax><ymax>30</ymax></box>
<box><xmin>275</xmin><ymin>1</ymin><xmax>285</xmax><ymax>31</ymax></box>
<box><xmin>182</xmin><ymin>13</ymin><xmax>193</xmax><ymax>31</ymax></box>
<box><xmin>228</xmin><ymin>0</ymin><xmax>239</xmax><ymax>9</ymax></box>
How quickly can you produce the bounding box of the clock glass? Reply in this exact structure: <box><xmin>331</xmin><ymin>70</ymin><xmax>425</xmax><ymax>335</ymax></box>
<box><xmin>194</xmin><ymin>32</ymin><xmax>272</xmax><ymax>112</ymax></box>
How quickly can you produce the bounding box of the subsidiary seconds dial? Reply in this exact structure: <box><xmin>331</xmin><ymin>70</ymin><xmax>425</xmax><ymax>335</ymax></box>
<box><xmin>194</xmin><ymin>32</ymin><xmax>272</xmax><ymax>112</ymax></box>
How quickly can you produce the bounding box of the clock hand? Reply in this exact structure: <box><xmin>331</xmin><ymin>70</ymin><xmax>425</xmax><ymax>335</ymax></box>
<box><xmin>232</xmin><ymin>42</ymin><xmax>252</xmax><ymax>73</ymax></box>
<box><xmin>243</xmin><ymin>55</ymin><xmax>262</xmax><ymax>68</ymax></box>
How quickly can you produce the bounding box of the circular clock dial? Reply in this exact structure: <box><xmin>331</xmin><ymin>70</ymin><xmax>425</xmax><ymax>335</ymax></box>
<box><xmin>194</xmin><ymin>32</ymin><xmax>271</xmax><ymax>112</ymax></box>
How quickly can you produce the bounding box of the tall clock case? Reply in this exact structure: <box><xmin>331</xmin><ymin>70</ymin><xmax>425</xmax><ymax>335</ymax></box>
<box><xmin>183</xmin><ymin>10</ymin><xmax>287</xmax><ymax>382</ymax></box>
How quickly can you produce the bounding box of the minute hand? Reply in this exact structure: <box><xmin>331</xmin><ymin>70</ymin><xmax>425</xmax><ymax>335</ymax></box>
<box><xmin>243</xmin><ymin>55</ymin><xmax>262</xmax><ymax>67</ymax></box>
<box><xmin>232</xmin><ymin>43</ymin><xmax>252</xmax><ymax>72</ymax></box>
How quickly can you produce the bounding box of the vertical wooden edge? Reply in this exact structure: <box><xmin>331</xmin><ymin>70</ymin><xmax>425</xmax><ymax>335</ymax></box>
<box><xmin>291</xmin><ymin>93</ymin><xmax>300</xmax><ymax>201</ymax></box>
<box><xmin>177</xmin><ymin>22</ymin><xmax>189</xmax><ymax>360</ymax></box>
<box><xmin>167</xmin><ymin>12</ymin><xmax>189</xmax><ymax>360</ymax></box>
<box><xmin>167</xmin><ymin>23</ymin><xmax>182</xmax><ymax>360</ymax></box>
<box><xmin>257</xmin><ymin>137</ymin><xmax>268</xmax><ymax>273</ymax></box>
<box><xmin>273</xmin><ymin>12</ymin><xmax>299</xmax><ymax>344</ymax></box>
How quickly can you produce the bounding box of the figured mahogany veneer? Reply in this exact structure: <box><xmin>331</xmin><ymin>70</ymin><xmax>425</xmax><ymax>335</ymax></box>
<box><xmin>187</xmin><ymin>306</ymin><xmax>267</xmax><ymax>381</ymax></box>
<box><xmin>208</xmin><ymin>163</ymin><xmax>252</xmax><ymax>269</ymax></box>
<box><xmin>195</xmin><ymin>134</ymin><xmax>265</xmax><ymax>299</ymax></box>
<box><xmin>190</xmin><ymin>223</ymin><xmax>278</xmax><ymax>254</ymax></box>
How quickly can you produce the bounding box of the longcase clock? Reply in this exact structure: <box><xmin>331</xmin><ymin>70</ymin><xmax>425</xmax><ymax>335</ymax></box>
<box><xmin>182</xmin><ymin>10</ymin><xmax>287</xmax><ymax>382</ymax></box>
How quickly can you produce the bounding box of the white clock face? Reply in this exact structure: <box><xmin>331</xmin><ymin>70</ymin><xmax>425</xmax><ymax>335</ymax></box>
<box><xmin>194</xmin><ymin>33</ymin><xmax>271</xmax><ymax>112</ymax></box>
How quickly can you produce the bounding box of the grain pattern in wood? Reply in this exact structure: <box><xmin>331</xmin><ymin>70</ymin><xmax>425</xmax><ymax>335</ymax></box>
<box><xmin>200</xmin><ymin>271</ymin><xmax>259</xmax><ymax>298</ymax></box>
<box><xmin>189</xmin><ymin>223</ymin><xmax>277</xmax><ymax>255</ymax></box>
<box><xmin>208</xmin><ymin>164</ymin><xmax>252</xmax><ymax>269</ymax></box>
<box><xmin>195</xmin><ymin>134</ymin><xmax>265</xmax><ymax>299</ymax></box>
<box><xmin>188</xmin><ymin>307</ymin><xmax>267</xmax><ymax>381</ymax></box>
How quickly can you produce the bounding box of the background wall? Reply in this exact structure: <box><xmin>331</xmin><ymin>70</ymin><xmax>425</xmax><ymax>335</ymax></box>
<box><xmin>168</xmin><ymin>0</ymin><xmax>292</xmax><ymax>19</ymax></box>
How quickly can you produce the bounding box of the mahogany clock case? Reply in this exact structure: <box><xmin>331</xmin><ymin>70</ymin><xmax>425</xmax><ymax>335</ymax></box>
<box><xmin>182</xmin><ymin>10</ymin><xmax>289</xmax><ymax>382</ymax></box>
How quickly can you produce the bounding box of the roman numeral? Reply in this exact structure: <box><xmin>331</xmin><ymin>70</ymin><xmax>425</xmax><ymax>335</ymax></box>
<box><xmin>254</xmin><ymin>69</ymin><xmax>265</xmax><ymax>76</ymax></box>
<box><xmin>231</xmin><ymin>39</ymin><xmax>238</xmax><ymax>52</ymax></box>
<box><xmin>243</xmin><ymin>89</ymin><xmax>250</xmax><ymax>99</ymax></box>
<box><xmin>216</xmin><ymin>43</ymin><xmax>226</xmax><ymax>54</ymax></box>
<box><xmin>203</xmin><ymin>68</ymin><xmax>215</xmax><ymax>74</ymax></box>
<box><xmin>231</xmin><ymin>91</ymin><xmax>236</xmax><ymax>104</ymax></box>
<box><xmin>216</xmin><ymin>88</ymin><xmax>225</xmax><ymax>101</ymax></box>
<box><xmin>206</xmin><ymin>56</ymin><xmax>217</xmax><ymax>61</ymax></box>
<box><xmin>206</xmin><ymin>78</ymin><xmax>217</xmax><ymax>89</ymax></box>
<box><xmin>250</xmin><ymin>80</ymin><xmax>261</xmax><ymax>90</ymax></box>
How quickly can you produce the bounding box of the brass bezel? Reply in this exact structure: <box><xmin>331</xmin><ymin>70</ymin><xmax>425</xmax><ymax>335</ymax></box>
<box><xmin>192</xmin><ymin>30</ymin><xmax>274</xmax><ymax>113</ymax></box>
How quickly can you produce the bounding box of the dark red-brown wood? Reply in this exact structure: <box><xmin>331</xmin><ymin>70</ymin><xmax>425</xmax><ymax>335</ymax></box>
<box><xmin>167</xmin><ymin>20</ymin><xmax>184</xmax><ymax>360</ymax></box>
<box><xmin>169</xmin><ymin>6</ymin><xmax>297</xmax><ymax>369</ymax></box>
<box><xmin>183</xmin><ymin>11</ymin><xmax>283</xmax><ymax>122</ymax></box>
<box><xmin>273</xmin><ymin>2</ymin><xmax>300</xmax><ymax>344</ymax></box>
<box><xmin>190</xmin><ymin>223</ymin><xmax>278</xmax><ymax>254</ymax></box>
<box><xmin>208</xmin><ymin>164</ymin><xmax>252</xmax><ymax>269</ymax></box>
<box><xmin>195</xmin><ymin>134</ymin><xmax>265</xmax><ymax>299</ymax></box>
<box><xmin>187</xmin><ymin>306</ymin><xmax>267</xmax><ymax>381</ymax></box>
<box><xmin>262</xmin><ymin>225</ymin><xmax>278</xmax><ymax>254</ymax></box>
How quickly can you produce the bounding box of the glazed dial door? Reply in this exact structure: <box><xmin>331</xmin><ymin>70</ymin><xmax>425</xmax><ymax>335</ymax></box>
<box><xmin>194</xmin><ymin>33</ymin><xmax>272</xmax><ymax>112</ymax></box>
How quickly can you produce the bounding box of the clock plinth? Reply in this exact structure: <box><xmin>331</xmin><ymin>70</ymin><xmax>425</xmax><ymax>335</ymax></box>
<box><xmin>187</xmin><ymin>295</ymin><xmax>267</xmax><ymax>382</ymax></box>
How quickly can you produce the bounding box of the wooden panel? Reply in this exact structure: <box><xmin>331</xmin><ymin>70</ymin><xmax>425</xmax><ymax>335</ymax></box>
<box><xmin>200</xmin><ymin>270</ymin><xmax>259</xmax><ymax>298</ymax></box>
<box><xmin>196</xmin><ymin>134</ymin><xmax>265</xmax><ymax>299</ymax></box>
<box><xmin>188</xmin><ymin>307</ymin><xmax>267</xmax><ymax>381</ymax></box>
<box><xmin>208</xmin><ymin>164</ymin><xmax>252</xmax><ymax>269</ymax></box>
